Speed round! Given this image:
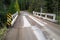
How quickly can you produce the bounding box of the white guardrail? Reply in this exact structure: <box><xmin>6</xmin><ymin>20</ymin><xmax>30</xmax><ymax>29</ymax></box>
<box><xmin>11</xmin><ymin>11</ymin><xmax>18</xmax><ymax>26</ymax></box>
<box><xmin>33</xmin><ymin>11</ymin><xmax>57</xmax><ymax>22</ymax></box>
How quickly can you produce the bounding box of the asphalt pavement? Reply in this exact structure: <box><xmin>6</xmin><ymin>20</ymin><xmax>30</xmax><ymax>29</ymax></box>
<box><xmin>5</xmin><ymin>11</ymin><xmax>60</xmax><ymax>40</ymax></box>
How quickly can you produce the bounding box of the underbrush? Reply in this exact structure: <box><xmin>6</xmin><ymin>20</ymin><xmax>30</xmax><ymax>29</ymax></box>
<box><xmin>0</xmin><ymin>26</ymin><xmax>7</xmax><ymax>40</ymax></box>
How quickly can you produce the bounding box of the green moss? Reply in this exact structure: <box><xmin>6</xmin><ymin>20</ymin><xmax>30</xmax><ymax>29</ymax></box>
<box><xmin>0</xmin><ymin>27</ymin><xmax>7</xmax><ymax>40</ymax></box>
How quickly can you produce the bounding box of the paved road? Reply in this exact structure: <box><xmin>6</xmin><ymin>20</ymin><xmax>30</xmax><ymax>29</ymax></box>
<box><xmin>5</xmin><ymin>11</ymin><xmax>60</xmax><ymax>40</ymax></box>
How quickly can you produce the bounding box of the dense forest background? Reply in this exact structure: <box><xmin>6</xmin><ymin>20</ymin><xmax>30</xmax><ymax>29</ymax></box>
<box><xmin>0</xmin><ymin>0</ymin><xmax>59</xmax><ymax>14</ymax></box>
<box><xmin>0</xmin><ymin>0</ymin><xmax>60</xmax><ymax>27</ymax></box>
<box><xmin>0</xmin><ymin>0</ymin><xmax>60</xmax><ymax>40</ymax></box>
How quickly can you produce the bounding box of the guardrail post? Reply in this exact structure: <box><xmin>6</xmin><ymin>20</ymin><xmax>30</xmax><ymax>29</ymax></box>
<box><xmin>45</xmin><ymin>14</ymin><xmax>47</xmax><ymax>19</ymax></box>
<box><xmin>53</xmin><ymin>15</ymin><xmax>56</xmax><ymax>21</ymax></box>
<box><xmin>33</xmin><ymin>11</ymin><xmax>35</xmax><ymax>15</ymax></box>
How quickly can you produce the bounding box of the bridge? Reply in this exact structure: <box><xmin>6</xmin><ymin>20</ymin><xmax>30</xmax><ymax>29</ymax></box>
<box><xmin>5</xmin><ymin>11</ymin><xmax>60</xmax><ymax>40</ymax></box>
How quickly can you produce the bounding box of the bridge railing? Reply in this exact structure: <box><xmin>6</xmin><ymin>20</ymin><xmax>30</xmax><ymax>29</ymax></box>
<box><xmin>11</xmin><ymin>11</ymin><xmax>18</xmax><ymax>26</ymax></box>
<box><xmin>33</xmin><ymin>11</ymin><xmax>57</xmax><ymax>22</ymax></box>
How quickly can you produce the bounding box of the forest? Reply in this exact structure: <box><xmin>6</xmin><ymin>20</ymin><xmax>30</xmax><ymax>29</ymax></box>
<box><xmin>0</xmin><ymin>0</ymin><xmax>60</xmax><ymax>40</ymax></box>
<box><xmin>0</xmin><ymin>0</ymin><xmax>60</xmax><ymax>28</ymax></box>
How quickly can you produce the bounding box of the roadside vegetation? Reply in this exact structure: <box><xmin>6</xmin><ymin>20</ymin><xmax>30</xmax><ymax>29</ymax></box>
<box><xmin>0</xmin><ymin>0</ymin><xmax>20</xmax><ymax>40</ymax></box>
<box><xmin>0</xmin><ymin>27</ymin><xmax>7</xmax><ymax>40</ymax></box>
<box><xmin>0</xmin><ymin>0</ymin><xmax>60</xmax><ymax>39</ymax></box>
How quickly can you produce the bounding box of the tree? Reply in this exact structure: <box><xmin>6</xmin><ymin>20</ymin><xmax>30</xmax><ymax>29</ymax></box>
<box><xmin>15</xmin><ymin>0</ymin><xmax>20</xmax><ymax>15</ymax></box>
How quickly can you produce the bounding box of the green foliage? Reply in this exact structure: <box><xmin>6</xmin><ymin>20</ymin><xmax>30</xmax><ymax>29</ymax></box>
<box><xmin>15</xmin><ymin>0</ymin><xmax>20</xmax><ymax>14</ymax></box>
<box><xmin>8</xmin><ymin>0</ymin><xmax>16</xmax><ymax>14</ymax></box>
<box><xmin>8</xmin><ymin>0</ymin><xmax>20</xmax><ymax>14</ymax></box>
<box><xmin>28</xmin><ymin>0</ymin><xmax>59</xmax><ymax>14</ymax></box>
<box><xmin>8</xmin><ymin>4</ymin><xmax>16</xmax><ymax>14</ymax></box>
<box><xmin>18</xmin><ymin>0</ymin><xmax>30</xmax><ymax>10</ymax></box>
<box><xmin>28</xmin><ymin>0</ymin><xmax>60</xmax><ymax>24</ymax></box>
<box><xmin>0</xmin><ymin>0</ymin><xmax>60</xmax><ymax>25</ymax></box>
<box><xmin>0</xmin><ymin>0</ymin><xmax>8</xmax><ymax>28</ymax></box>
<box><xmin>0</xmin><ymin>27</ymin><xmax>7</xmax><ymax>40</ymax></box>
<box><xmin>0</xmin><ymin>0</ymin><xmax>20</xmax><ymax>28</ymax></box>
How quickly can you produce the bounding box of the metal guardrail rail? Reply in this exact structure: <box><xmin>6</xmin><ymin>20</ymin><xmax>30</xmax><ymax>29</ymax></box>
<box><xmin>11</xmin><ymin>11</ymin><xmax>18</xmax><ymax>26</ymax></box>
<box><xmin>33</xmin><ymin>11</ymin><xmax>57</xmax><ymax>22</ymax></box>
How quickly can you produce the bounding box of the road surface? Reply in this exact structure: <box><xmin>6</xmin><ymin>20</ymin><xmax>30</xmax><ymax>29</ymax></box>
<box><xmin>5</xmin><ymin>11</ymin><xmax>60</xmax><ymax>40</ymax></box>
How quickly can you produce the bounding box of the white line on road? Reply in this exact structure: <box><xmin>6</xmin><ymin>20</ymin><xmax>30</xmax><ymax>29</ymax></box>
<box><xmin>28</xmin><ymin>15</ymin><xmax>58</xmax><ymax>40</ymax></box>
<box><xmin>23</xmin><ymin>16</ymin><xmax>31</xmax><ymax>27</ymax></box>
<box><xmin>29</xmin><ymin>16</ymin><xmax>45</xmax><ymax>27</ymax></box>
<box><xmin>31</xmin><ymin>26</ymin><xmax>46</xmax><ymax>40</ymax></box>
<box><xmin>23</xmin><ymin>15</ymin><xmax>46</xmax><ymax>40</ymax></box>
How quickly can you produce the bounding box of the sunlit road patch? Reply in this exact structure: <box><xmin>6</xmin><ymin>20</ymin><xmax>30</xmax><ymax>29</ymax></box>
<box><xmin>31</xmin><ymin>26</ymin><xmax>46</xmax><ymax>40</ymax></box>
<box><xmin>23</xmin><ymin>16</ymin><xmax>31</xmax><ymax>27</ymax></box>
<box><xmin>23</xmin><ymin>15</ymin><xmax>46</xmax><ymax>40</ymax></box>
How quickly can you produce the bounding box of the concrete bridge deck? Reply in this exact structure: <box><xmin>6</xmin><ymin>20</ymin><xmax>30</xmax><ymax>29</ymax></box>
<box><xmin>5</xmin><ymin>11</ymin><xmax>60</xmax><ymax>40</ymax></box>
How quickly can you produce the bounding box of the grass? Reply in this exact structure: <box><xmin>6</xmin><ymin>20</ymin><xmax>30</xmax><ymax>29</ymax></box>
<box><xmin>0</xmin><ymin>27</ymin><xmax>7</xmax><ymax>40</ymax></box>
